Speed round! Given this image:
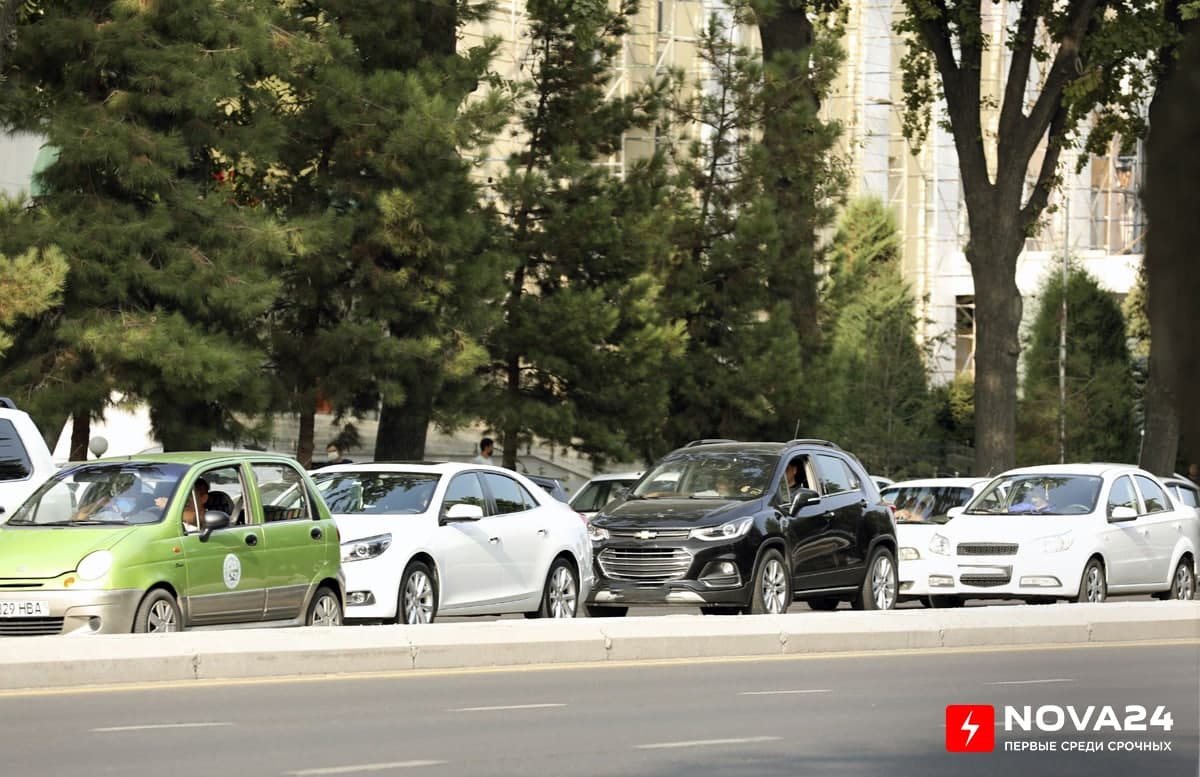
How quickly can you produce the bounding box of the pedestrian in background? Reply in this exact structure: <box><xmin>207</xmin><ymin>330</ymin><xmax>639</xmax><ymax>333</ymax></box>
<box><xmin>473</xmin><ymin>437</ymin><xmax>495</xmax><ymax>465</ymax></box>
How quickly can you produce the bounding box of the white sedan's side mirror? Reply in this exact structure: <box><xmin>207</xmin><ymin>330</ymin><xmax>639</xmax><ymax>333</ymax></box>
<box><xmin>443</xmin><ymin>503</ymin><xmax>484</xmax><ymax>523</ymax></box>
<box><xmin>1108</xmin><ymin>505</ymin><xmax>1138</xmax><ymax>522</ymax></box>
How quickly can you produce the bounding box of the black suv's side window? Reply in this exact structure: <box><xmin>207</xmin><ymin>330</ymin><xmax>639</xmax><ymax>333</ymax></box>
<box><xmin>814</xmin><ymin>454</ymin><xmax>858</xmax><ymax>496</ymax></box>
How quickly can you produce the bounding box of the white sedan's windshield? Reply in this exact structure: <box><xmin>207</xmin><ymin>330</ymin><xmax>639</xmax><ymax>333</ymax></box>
<box><xmin>313</xmin><ymin>472</ymin><xmax>440</xmax><ymax>515</ymax></box>
<box><xmin>6</xmin><ymin>463</ymin><xmax>187</xmax><ymax>526</ymax></box>
<box><xmin>966</xmin><ymin>475</ymin><xmax>1103</xmax><ymax>516</ymax></box>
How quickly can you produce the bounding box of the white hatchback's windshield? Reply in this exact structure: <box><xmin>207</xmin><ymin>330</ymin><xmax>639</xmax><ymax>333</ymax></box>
<box><xmin>881</xmin><ymin>485</ymin><xmax>975</xmax><ymax>524</ymax></box>
<box><xmin>6</xmin><ymin>463</ymin><xmax>188</xmax><ymax>526</ymax></box>
<box><xmin>313</xmin><ymin>472</ymin><xmax>441</xmax><ymax>515</ymax></box>
<box><xmin>631</xmin><ymin>453</ymin><xmax>777</xmax><ymax>500</ymax></box>
<box><xmin>965</xmin><ymin>475</ymin><xmax>1103</xmax><ymax>516</ymax></box>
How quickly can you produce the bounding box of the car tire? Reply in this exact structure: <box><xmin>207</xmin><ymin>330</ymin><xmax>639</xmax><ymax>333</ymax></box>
<box><xmin>1075</xmin><ymin>558</ymin><xmax>1107</xmax><ymax>603</ymax></box>
<box><xmin>853</xmin><ymin>547</ymin><xmax>898</xmax><ymax>610</ymax></box>
<box><xmin>746</xmin><ymin>549</ymin><xmax>790</xmax><ymax>615</ymax></box>
<box><xmin>1169</xmin><ymin>557</ymin><xmax>1196</xmax><ymax>600</ymax></box>
<box><xmin>306</xmin><ymin>586</ymin><xmax>343</xmax><ymax>627</ymax></box>
<box><xmin>132</xmin><ymin>589</ymin><xmax>181</xmax><ymax>633</ymax></box>
<box><xmin>585</xmin><ymin>605</ymin><xmax>627</xmax><ymax>618</ymax></box>
<box><xmin>806</xmin><ymin>597</ymin><xmax>840</xmax><ymax>611</ymax></box>
<box><xmin>530</xmin><ymin>558</ymin><xmax>579</xmax><ymax>618</ymax></box>
<box><xmin>397</xmin><ymin>561</ymin><xmax>438</xmax><ymax>624</ymax></box>
<box><xmin>700</xmin><ymin>605</ymin><xmax>743</xmax><ymax>615</ymax></box>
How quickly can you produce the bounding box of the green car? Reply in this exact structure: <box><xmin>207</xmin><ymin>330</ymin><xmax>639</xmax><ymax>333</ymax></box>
<box><xmin>0</xmin><ymin>452</ymin><xmax>344</xmax><ymax>635</ymax></box>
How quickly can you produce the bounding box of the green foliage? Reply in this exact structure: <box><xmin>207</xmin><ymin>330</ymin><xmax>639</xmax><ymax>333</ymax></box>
<box><xmin>483</xmin><ymin>0</ymin><xmax>685</xmax><ymax>467</ymax></box>
<box><xmin>1017</xmin><ymin>265</ymin><xmax>1138</xmax><ymax>465</ymax></box>
<box><xmin>0</xmin><ymin>0</ymin><xmax>288</xmax><ymax>449</ymax></box>
<box><xmin>0</xmin><ymin>198</ymin><xmax>66</xmax><ymax>359</ymax></box>
<box><xmin>814</xmin><ymin>198</ymin><xmax>936</xmax><ymax>478</ymax></box>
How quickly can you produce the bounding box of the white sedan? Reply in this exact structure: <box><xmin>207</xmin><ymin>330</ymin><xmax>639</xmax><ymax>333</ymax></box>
<box><xmin>923</xmin><ymin>464</ymin><xmax>1199</xmax><ymax>603</ymax></box>
<box><xmin>312</xmin><ymin>463</ymin><xmax>593</xmax><ymax>623</ymax></box>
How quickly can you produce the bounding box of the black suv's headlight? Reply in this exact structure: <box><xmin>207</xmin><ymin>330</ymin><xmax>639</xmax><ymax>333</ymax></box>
<box><xmin>341</xmin><ymin>533</ymin><xmax>392</xmax><ymax>562</ymax></box>
<box><xmin>689</xmin><ymin>518</ymin><xmax>753</xmax><ymax>542</ymax></box>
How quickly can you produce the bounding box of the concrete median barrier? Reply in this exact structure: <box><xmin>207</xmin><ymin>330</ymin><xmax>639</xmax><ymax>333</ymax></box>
<box><xmin>0</xmin><ymin>601</ymin><xmax>1195</xmax><ymax>691</ymax></box>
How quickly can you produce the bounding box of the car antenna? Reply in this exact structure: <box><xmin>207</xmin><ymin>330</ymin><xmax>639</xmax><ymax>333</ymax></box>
<box><xmin>793</xmin><ymin>418</ymin><xmax>801</xmax><ymax>439</ymax></box>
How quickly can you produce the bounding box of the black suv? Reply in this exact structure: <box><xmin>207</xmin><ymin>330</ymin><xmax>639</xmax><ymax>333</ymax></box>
<box><xmin>585</xmin><ymin>440</ymin><xmax>897</xmax><ymax>616</ymax></box>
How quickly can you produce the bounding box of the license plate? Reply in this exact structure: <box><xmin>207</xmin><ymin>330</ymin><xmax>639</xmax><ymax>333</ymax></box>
<box><xmin>0</xmin><ymin>600</ymin><xmax>50</xmax><ymax>618</ymax></box>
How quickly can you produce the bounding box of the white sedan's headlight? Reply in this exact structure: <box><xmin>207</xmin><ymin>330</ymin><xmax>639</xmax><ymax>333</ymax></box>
<box><xmin>77</xmin><ymin>550</ymin><xmax>113</xmax><ymax>581</ymax></box>
<box><xmin>689</xmin><ymin>518</ymin><xmax>753</xmax><ymax>542</ymax></box>
<box><xmin>898</xmin><ymin>547</ymin><xmax>920</xmax><ymax>561</ymax></box>
<box><xmin>1037</xmin><ymin>532</ymin><xmax>1075</xmax><ymax>553</ymax></box>
<box><xmin>589</xmin><ymin>526</ymin><xmax>609</xmax><ymax>542</ymax></box>
<box><xmin>341</xmin><ymin>533</ymin><xmax>392</xmax><ymax>562</ymax></box>
<box><xmin>929</xmin><ymin>533</ymin><xmax>951</xmax><ymax>556</ymax></box>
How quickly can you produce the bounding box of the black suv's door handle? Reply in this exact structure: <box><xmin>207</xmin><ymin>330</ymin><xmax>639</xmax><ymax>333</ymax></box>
<box><xmin>310</xmin><ymin>527</ymin><xmax>323</xmax><ymax>540</ymax></box>
<box><xmin>244</xmin><ymin>533</ymin><xmax>258</xmax><ymax>547</ymax></box>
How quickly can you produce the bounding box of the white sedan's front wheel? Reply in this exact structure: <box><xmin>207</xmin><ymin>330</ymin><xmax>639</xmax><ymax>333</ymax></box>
<box><xmin>397</xmin><ymin>561</ymin><xmax>438</xmax><ymax>624</ymax></box>
<box><xmin>530</xmin><ymin>558</ymin><xmax>579</xmax><ymax>618</ymax></box>
<box><xmin>1170</xmin><ymin>558</ymin><xmax>1196</xmax><ymax>600</ymax></box>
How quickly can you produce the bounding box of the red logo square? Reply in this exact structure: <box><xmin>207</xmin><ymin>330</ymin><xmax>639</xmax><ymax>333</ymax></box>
<box><xmin>946</xmin><ymin>705</ymin><xmax>995</xmax><ymax>752</ymax></box>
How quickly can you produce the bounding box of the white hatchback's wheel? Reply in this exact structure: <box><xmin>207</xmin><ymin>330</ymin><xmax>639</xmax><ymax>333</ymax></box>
<box><xmin>1076</xmin><ymin>558</ymin><xmax>1107</xmax><ymax>603</ymax></box>
<box><xmin>1170</xmin><ymin>558</ymin><xmax>1196</xmax><ymax>600</ymax></box>
<box><xmin>531</xmin><ymin>558</ymin><xmax>579</xmax><ymax>618</ymax></box>
<box><xmin>398</xmin><ymin>561</ymin><xmax>437</xmax><ymax>624</ymax></box>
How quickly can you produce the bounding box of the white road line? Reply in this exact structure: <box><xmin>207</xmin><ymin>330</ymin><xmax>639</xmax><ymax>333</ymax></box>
<box><xmin>283</xmin><ymin>762</ymin><xmax>445</xmax><ymax>776</ymax></box>
<box><xmin>986</xmin><ymin>679</ymin><xmax>1075</xmax><ymax>686</ymax></box>
<box><xmin>637</xmin><ymin>736</ymin><xmax>782</xmax><ymax>750</ymax></box>
<box><xmin>451</xmin><ymin>703</ymin><xmax>566</xmax><ymax>712</ymax></box>
<box><xmin>739</xmin><ymin>689</ymin><xmax>831</xmax><ymax>696</ymax></box>
<box><xmin>92</xmin><ymin>722</ymin><xmax>233</xmax><ymax>733</ymax></box>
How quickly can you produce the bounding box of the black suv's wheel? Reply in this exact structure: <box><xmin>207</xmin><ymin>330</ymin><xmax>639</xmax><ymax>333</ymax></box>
<box><xmin>746</xmin><ymin>549</ymin><xmax>790</xmax><ymax>614</ymax></box>
<box><xmin>853</xmin><ymin>547</ymin><xmax>897</xmax><ymax>610</ymax></box>
<box><xmin>585</xmin><ymin>605</ymin><xmax>628</xmax><ymax>617</ymax></box>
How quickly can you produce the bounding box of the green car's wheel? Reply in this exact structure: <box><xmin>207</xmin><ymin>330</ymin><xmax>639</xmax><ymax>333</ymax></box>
<box><xmin>133</xmin><ymin>589</ymin><xmax>181</xmax><ymax>634</ymax></box>
<box><xmin>306</xmin><ymin>586</ymin><xmax>343</xmax><ymax>626</ymax></box>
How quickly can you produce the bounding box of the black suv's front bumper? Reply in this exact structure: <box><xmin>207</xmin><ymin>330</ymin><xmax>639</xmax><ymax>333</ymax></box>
<box><xmin>586</xmin><ymin>539</ymin><xmax>757</xmax><ymax>607</ymax></box>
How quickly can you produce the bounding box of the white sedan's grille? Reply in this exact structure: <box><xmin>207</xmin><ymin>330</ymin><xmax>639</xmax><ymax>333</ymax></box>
<box><xmin>598</xmin><ymin>547</ymin><xmax>693</xmax><ymax>582</ymax></box>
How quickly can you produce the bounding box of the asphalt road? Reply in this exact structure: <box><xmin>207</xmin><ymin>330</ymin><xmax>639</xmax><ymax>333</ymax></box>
<box><xmin>2</xmin><ymin>642</ymin><xmax>1196</xmax><ymax>777</ymax></box>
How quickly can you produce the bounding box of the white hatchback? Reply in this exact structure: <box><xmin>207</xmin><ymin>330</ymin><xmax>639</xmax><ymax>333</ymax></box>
<box><xmin>312</xmin><ymin>463</ymin><xmax>593</xmax><ymax>623</ymax></box>
<box><xmin>924</xmin><ymin>464</ymin><xmax>1199</xmax><ymax>603</ymax></box>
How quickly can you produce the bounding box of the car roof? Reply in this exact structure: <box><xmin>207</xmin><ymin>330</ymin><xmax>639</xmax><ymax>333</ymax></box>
<box><xmin>996</xmin><ymin>463</ymin><xmax>1149</xmax><ymax>478</ymax></box>
<box><xmin>1162</xmin><ymin>476</ymin><xmax>1198</xmax><ymax>489</ymax></box>
<box><xmin>883</xmin><ymin>478</ymin><xmax>989</xmax><ymax>490</ymax></box>
<box><xmin>315</xmin><ymin>461</ymin><xmax>516</xmax><ymax>476</ymax></box>
<box><xmin>667</xmin><ymin>440</ymin><xmax>844</xmax><ymax>456</ymax></box>
<box><xmin>83</xmin><ymin>451</ymin><xmax>299</xmax><ymax>466</ymax></box>
<box><xmin>583</xmin><ymin>471</ymin><xmax>643</xmax><ymax>482</ymax></box>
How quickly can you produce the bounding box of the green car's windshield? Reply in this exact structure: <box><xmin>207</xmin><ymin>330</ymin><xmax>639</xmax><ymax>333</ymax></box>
<box><xmin>630</xmin><ymin>453</ymin><xmax>777</xmax><ymax>501</ymax></box>
<box><xmin>312</xmin><ymin>472</ymin><xmax>441</xmax><ymax>515</ymax></box>
<box><xmin>965</xmin><ymin>475</ymin><xmax>1103</xmax><ymax>516</ymax></box>
<box><xmin>6</xmin><ymin>463</ymin><xmax>188</xmax><ymax>526</ymax></box>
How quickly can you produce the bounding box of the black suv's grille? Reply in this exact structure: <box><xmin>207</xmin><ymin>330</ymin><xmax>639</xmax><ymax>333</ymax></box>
<box><xmin>957</xmin><ymin>543</ymin><xmax>1019</xmax><ymax>556</ymax></box>
<box><xmin>598</xmin><ymin>547</ymin><xmax>692</xmax><ymax>582</ymax></box>
<box><xmin>0</xmin><ymin>617</ymin><xmax>63</xmax><ymax>636</ymax></box>
<box><xmin>608</xmin><ymin>528</ymin><xmax>692</xmax><ymax>541</ymax></box>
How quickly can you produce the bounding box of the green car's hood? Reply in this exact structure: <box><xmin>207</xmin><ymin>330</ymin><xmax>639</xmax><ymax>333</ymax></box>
<box><xmin>0</xmin><ymin>525</ymin><xmax>138</xmax><ymax>579</ymax></box>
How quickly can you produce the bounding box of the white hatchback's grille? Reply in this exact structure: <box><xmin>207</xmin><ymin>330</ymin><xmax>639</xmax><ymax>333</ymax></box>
<box><xmin>598</xmin><ymin>547</ymin><xmax>693</xmax><ymax>582</ymax></box>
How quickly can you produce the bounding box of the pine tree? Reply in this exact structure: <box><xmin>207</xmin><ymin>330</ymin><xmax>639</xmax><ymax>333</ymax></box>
<box><xmin>483</xmin><ymin>0</ymin><xmax>685</xmax><ymax>468</ymax></box>
<box><xmin>1018</xmin><ymin>265</ymin><xmax>1138</xmax><ymax>465</ymax></box>
<box><xmin>0</xmin><ymin>199</ymin><xmax>66</xmax><ymax>360</ymax></box>
<box><xmin>0</xmin><ymin>0</ymin><xmax>289</xmax><ymax>451</ymax></box>
<box><xmin>816</xmin><ymin>198</ymin><xmax>934</xmax><ymax>477</ymax></box>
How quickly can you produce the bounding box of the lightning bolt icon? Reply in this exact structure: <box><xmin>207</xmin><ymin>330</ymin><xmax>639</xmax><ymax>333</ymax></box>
<box><xmin>961</xmin><ymin>710</ymin><xmax>980</xmax><ymax>747</ymax></box>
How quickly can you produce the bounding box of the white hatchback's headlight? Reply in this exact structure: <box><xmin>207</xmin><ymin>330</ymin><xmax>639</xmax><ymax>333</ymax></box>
<box><xmin>77</xmin><ymin>550</ymin><xmax>113</xmax><ymax>581</ymax></box>
<box><xmin>1037</xmin><ymin>532</ymin><xmax>1074</xmax><ymax>553</ymax></box>
<box><xmin>341</xmin><ymin>533</ymin><xmax>392</xmax><ymax>562</ymax></box>
<box><xmin>929</xmin><ymin>534</ymin><xmax>951</xmax><ymax>556</ymax></box>
<box><xmin>689</xmin><ymin>518</ymin><xmax>753</xmax><ymax>542</ymax></box>
<box><xmin>898</xmin><ymin>547</ymin><xmax>920</xmax><ymax>561</ymax></box>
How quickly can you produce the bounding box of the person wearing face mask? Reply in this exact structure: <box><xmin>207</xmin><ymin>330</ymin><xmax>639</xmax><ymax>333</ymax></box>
<box><xmin>324</xmin><ymin>443</ymin><xmax>353</xmax><ymax>466</ymax></box>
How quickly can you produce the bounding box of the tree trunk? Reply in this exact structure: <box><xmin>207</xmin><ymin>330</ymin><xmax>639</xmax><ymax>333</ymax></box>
<box><xmin>296</xmin><ymin>397</ymin><xmax>316</xmax><ymax>469</ymax></box>
<box><xmin>1138</xmin><ymin>345</ymin><xmax>1180</xmax><ymax>475</ymax></box>
<box><xmin>501</xmin><ymin>351</ymin><xmax>521</xmax><ymax>470</ymax></box>
<box><xmin>69</xmin><ymin>412</ymin><xmax>90</xmax><ymax>461</ymax></box>
<box><xmin>374</xmin><ymin>377</ymin><xmax>434</xmax><ymax>461</ymax></box>
<box><xmin>966</xmin><ymin>230</ymin><xmax>1023</xmax><ymax>476</ymax></box>
<box><xmin>1145</xmin><ymin>27</ymin><xmax>1200</xmax><ymax>456</ymax></box>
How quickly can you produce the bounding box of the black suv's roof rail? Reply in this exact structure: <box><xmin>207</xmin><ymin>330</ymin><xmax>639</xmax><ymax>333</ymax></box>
<box><xmin>683</xmin><ymin>438</ymin><xmax>739</xmax><ymax>447</ymax></box>
<box><xmin>0</xmin><ymin>397</ymin><xmax>16</xmax><ymax>410</ymax></box>
<box><xmin>786</xmin><ymin>438</ymin><xmax>842</xmax><ymax>450</ymax></box>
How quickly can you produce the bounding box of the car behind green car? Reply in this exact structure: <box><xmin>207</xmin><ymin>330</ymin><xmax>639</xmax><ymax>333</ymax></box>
<box><xmin>0</xmin><ymin>452</ymin><xmax>344</xmax><ymax>635</ymax></box>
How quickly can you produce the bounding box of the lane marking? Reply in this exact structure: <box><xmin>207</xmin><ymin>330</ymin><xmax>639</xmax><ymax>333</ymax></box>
<box><xmin>986</xmin><ymin>678</ymin><xmax>1074</xmax><ymax>686</ymax></box>
<box><xmin>283</xmin><ymin>762</ymin><xmax>445</xmax><ymax>776</ymax></box>
<box><xmin>92</xmin><ymin>722</ymin><xmax>232</xmax><ymax>733</ymax></box>
<box><xmin>739</xmin><ymin>689</ymin><xmax>831</xmax><ymax>696</ymax></box>
<box><xmin>451</xmin><ymin>703</ymin><xmax>565</xmax><ymax>712</ymax></box>
<box><xmin>0</xmin><ymin>639</ymin><xmax>1193</xmax><ymax>699</ymax></box>
<box><xmin>638</xmin><ymin>736</ymin><xmax>781</xmax><ymax>750</ymax></box>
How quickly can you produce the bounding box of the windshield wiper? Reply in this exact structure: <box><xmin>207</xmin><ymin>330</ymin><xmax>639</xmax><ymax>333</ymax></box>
<box><xmin>38</xmin><ymin>519</ymin><xmax>128</xmax><ymax>526</ymax></box>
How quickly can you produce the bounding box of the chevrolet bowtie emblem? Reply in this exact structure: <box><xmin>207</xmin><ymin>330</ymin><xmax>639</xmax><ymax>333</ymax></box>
<box><xmin>634</xmin><ymin>530</ymin><xmax>657</xmax><ymax>540</ymax></box>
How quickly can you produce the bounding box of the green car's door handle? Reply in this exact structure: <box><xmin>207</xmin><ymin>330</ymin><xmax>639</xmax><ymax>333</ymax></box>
<box><xmin>310</xmin><ymin>527</ymin><xmax>323</xmax><ymax>540</ymax></box>
<box><xmin>244</xmin><ymin>533</ymin><xmax>258</xmax><ymax>547</ymax></box>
